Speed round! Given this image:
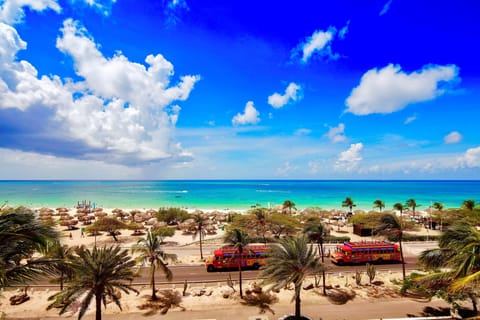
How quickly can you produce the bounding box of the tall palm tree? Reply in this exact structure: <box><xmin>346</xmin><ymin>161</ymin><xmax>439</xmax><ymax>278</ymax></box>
<box><xmin>191</xmin><ymin>213</ymin><xmax>207</xmax><ymax>259</ymax></box>
<box><xmin>462</xmin><ymin>199</ymin><xmax>476</xmax><ymax>211</ymax></box>
<box><xmin>0</xmin><ymin>206</ymin><xmax>59</xmax><ymax>289</ymax></box>
<box><xmin>432</xmin><ymin>202</ymin><xmax>444</xmax><ymax>231</ymax></box>
<box><xmin>393</xmin><ymin>202</ymin><xmax>405</xmax><ymax>217</ymax></box>
<box><xmin>342</xmin><ymin>197</ymin><xmax>356</xmax><ymax>213</ymax></box>
<box><xmin>406</xmin><ymin>199</ymin><xmax>421</xmax><ymax>219</ymax></box>
<box><xmin>42</xmin><ymin>240</ymin><xmax>76</xmax><ymax>290</ymax></box>
<box><xmin>282</xmin><ymin>200</ymin><xmax>296</xmax><ymax>215</ymax></box>
<box><xmin>375</xmin><ymin>213</ymin><xmax>406</xmax><ymax>281</ymax></box>
<box><xmin>373</xmin><ymin>199</ymin><xmax>385</xmax><ymax>212</ymax></box>
<box><xmin>416</xmin><ymin>223</ymin><xmax>480</xmax><ymax>313</ymax></box>
<box><xmin>224</xmin><ymin>228</ymin><xmax>250</xmax><ymax>298</ymax></box>
<box><xmin>131</xmin><ymin>231</ymin><xmax>175</xmax><ymax>300</ymax></box>
<box><xmin>260</xmin><ymin>236</ymin><xmax>324</xmax><ymax>319</ymax></box>
<box><xmin>48</xmin><ymin>245</ymin><xmax>138</xmax><ymax>320</ymax></box>
<box><xmin>304</xmin><ymin>221</ymin><xmax>328</xmax><ymax>295</ymax></box>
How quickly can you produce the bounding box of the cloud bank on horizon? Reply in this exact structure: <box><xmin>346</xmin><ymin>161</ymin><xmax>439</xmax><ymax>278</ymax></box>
<box><xmin>0</xmin><ymin>0</ymin><xmax>479</xmax><ymax>180</ymax></box>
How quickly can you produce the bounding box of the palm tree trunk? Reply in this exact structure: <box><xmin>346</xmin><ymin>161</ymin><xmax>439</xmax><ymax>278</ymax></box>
<box><xmin>199</xmin><ymin>230</ymin><xmax>203</xmax><ymax>260</ymax></box>
<box><xmin>399</xmin><ymin>234</ymin><xmax>406</xmax><ymax>282</ymax></box>
<box><xmin>151</xmin><ymin>264</ymin><xmax>157</xmax><ymax>300</ymax></box>
<box><xmin>319</xmin><ymin>241</ymin><xmax>326</xmax><ymax>296</ymax></box>
<box><xmin>295</xmin><ymin>285</ymin><xmax>301</xmax><ymax>319</ymax></box>
<box><xmin>95</xmin><ymin>292</ymin><xmax>102</xmax><ymax>320</ymax></box>
<box><xmin>238</xmin><ymin>257</ymin><xmax>243</xmax><ymax>299</ymax></box>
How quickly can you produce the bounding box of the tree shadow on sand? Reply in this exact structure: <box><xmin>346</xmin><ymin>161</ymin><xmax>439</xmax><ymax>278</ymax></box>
<box><xmin>241</xmin><ymin>285</ymin><xmax>279</xmax><ymax>315</ymax></box>
<box><xmin>137</xmin><ymin>290</ymin><xmax>185</xmax><ymax>316</ymax></box>
<box><xmin>325</xmin><ymin>288</ymin><xmax>356</xmax><ymax>305</ymax></box>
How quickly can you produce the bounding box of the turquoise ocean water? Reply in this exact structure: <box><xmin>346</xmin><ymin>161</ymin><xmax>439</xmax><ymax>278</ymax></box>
<box><xmin>0</xmin><ymin>180</ymin><xmax>478</xmax><ymax>211</ymax></box>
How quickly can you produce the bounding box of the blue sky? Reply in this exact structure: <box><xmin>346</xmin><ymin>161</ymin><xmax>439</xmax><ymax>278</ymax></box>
<box><xmin>0</xmin><ymin>0</ymin><xmax>479</xmax><ymax>179</ymax></box>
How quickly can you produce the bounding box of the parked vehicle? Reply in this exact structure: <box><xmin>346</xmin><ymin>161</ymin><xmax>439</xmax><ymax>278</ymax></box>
<box><xmin>205</xmin><ymin>244</ymin><xmax>270</xmax><ymax>272</ymax></box>
<box><xmin>330</xmin><ymin>241</ymin><xmax>401</xmax><ymax>265</ymax></box>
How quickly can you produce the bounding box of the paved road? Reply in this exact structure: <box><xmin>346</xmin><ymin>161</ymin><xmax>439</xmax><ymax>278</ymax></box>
<box><xmin>27</xmin><ymin>256</ymin><xmax>419</xmax><ymax>288</ymax></box>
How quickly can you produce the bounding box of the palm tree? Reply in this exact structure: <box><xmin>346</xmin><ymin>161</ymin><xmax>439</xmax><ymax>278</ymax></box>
<box><xmin>304</xmin><ymin>221</ymin><xmax>328</xmax><ymax>295</ymax></box>
<box><xmin>48</xmin><ymin>245</ymin><xmax>138</xmax><ymax>320</ymax></box>
<box><xmin>0</xmin><ymin>206</ymin><xmax>59</xmax><ymax>289</ymax></box>
<box><xmin>260</xmin><ymin>236</ymin><xmax>324</xmax><ymax>319</ymax></box>
<box><xmin>462</xmin><ymin>199</ymin><xmax>476</xmax><ymax>211</ymax></box>
<box><xmin>191</xmin><ymin>213</ymin><xmax>207</xmax><ymax>259</ymax></box>
<box><xmin>42</xmin><ymin>240</ymin><xmax>76</xmax><ymax>290</ymax></box>
<box><xmin>393</xmin><ymin>202</ymin><xmax>405</xmax><ymax>217</ymax></box>
<box><xmin>432</xmin><ymin>202</ymin><xmax>444</xmax><ymax>231</ymax></box>
<box><xmin>416</xmin><ymin>223</ymin><xmax>480</xmax><ymax>313</ymax></box>
<box><xmin>375</xmin><ymin>213</ymin><xmax>406</xmax><ymax>281</ymax></box>
<box><xmin>373</xmin><ymin>199</ymin><xmax>385</xmax><ymax>212</ymax></box>
<box><xmin>131</xmin><ymin>231</ymin><xmax>175</xmax><ymax>300</ymax></box>
<box><xmin>342</xmin><ymin>197</ymin><xmax>356</xmax><ymax>213</ymax></box>
<box><xmin>224</xmin><ymin>228</ymin><xmax>250</xmax><ymax>298</ymax></box>
<box><xmin>282</xmin><ymin>200</ymin><xmax>296</xmax><ymax>215</ymax></box>
<box><xmin>405</xmin><ymin>199</ymin><xmax>421</xmax><ymax>219</ymax></box>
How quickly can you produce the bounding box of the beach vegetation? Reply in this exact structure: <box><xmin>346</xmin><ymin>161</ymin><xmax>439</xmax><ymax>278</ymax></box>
<box><xmin>415</xmin><ymin>222</ymin><xmax>480</xmax><ymax>315</ymax></box>
<box><xmin>0</xmin><ymin>206</ymin><xmax>59</xmax><ymax>289</ymax></box>
<box><xmin>341</xmin><ymin>197</ymin><xmax>356</xmax><ymax>213</ymax></box>
<box><xmin>47</xmin><ymin>245</ymin><xmax>138</xmax><ymax>320</ymax></box>
<box><xmin>191</xmin><ymin>213</ymin><xmax>207</xmax><ymax>259</ymax></box>
<box><xmin>260</xmin><ymin>235</ymin><xmax>325</xmax><ymax>319</ymax></box>
<box><xmin>393</xmin><ymin>202</ymin><xmax>406</xmax><ymax>217</ymax></box>
<box><xmin>151</xmin><ymin>225</ymin><xmax>175</xmax><ymax>241</ymax></box>
<box><xmin>282</xmin><ymin>200</ymin><xmax>297</xmax><ymax>215</ymax></box>
<box><xmin>131</xmin><ymin>230</ymin><xmax>175</xmax><ymax>301</ymax></box>
<box><xmin>267</xmin><ymin>212</ymin><xmax>301</xmax><ymax>238</ymax></box>
<box><xmin>304</xmin><ymin>220</ymin><xmax>328</xmax><ymax>295</ymax></box>
<box><xmin>462</xmin><ymin>199</ymin><xmax>477</xmax><ymax>211</ymax></box>
<box><xmin>373</xmin><ymin>199</ymin><xmax>385</xmax><ymax>212</ymax></box>
<box><xmin>156</xmin><ymin>207</ymin><xmax>190</xmax><ymax>225</ymax></box>
<box><xmin>224</xmin><ymin>228</ymin><xmax>250</xmax><ymax>298</ymax></box>
<box><xmin>41</xmin><ymin>240</ymin><xmax>76</xmax><ymax>290</ymax></box>
<box><xmin>248</xmin><ymin>207</ymin><xmax>269</xmax><ymax>243</ymax></box>
<box><xmin>405</xmin><ymin>199</ymin><xmax>421</xmax><ymax>218</ymax></box>
<box><xmin>374</xmin><ymin>213</ymin><xmax>406</xmax><ymax>281</ymax></box>
<box><xmin>86</xmin><ymin>217</ymin><xmax>130</xmax><ymax>242</ymax></box>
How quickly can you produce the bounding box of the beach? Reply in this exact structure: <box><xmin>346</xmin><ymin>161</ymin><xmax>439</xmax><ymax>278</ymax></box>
<box><xmin>0</xmin><ymin>204</ymin><xmax>453</xmax><ymax>320</ymax></box>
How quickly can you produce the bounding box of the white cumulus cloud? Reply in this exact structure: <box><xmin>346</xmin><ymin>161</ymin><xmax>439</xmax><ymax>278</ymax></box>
<box><xmin>334</xmin><ymin>143</ymin><xmax>363</xmax><ymax>172</ymax></box>
<box><xmin>325</xmin><ymin>123</ymin><xmax>346</xmax><ymax>143</ymax></box>
<box><xmin>345</xmin><ymin>64</ymin><xmax>459</xmax><ymax>115</ymax></box>
<box><xmin>457</xmin><ymin>146</ymin><xmax>480</xmax><ymax>168</ymax></box>
<box><xmin>268</xmin><ymin>82</ymin><xmax>302</xmax><ymax>108</ymax></box>
<box><xmin>0</xmin><ymin>18</ymin><xmax>200</xmax><ymax>165</ymax></box>
<box><xmin>232</xmin><ymin>101</ymin><xmax>260</xmax><ymax>126</ymax></box>
<box><xmin>444</xmin><ymin>131</ymin><xmax>462</xmax><ymax>144</ymax></box>
<box><xmin>0</xmin><ymin>0</ymin><xmax>61</xmax><ymax>25</ymax></box>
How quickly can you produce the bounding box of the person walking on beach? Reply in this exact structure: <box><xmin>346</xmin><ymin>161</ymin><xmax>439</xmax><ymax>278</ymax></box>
<box><xmin>81</xmin><ymin>228</ymin><xmax>85</xmax><ymax>238</ymax></box>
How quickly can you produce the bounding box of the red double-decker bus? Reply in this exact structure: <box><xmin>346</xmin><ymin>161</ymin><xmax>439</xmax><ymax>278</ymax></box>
<box><xmin>205</xmin><ymin>244</ymin><xmax>270</xmax><ymax>272</ymax></box>
<box><xmin>330</xmin><ymin>241</ymin><xmax>401</xmax><ymax>265</ymax></box>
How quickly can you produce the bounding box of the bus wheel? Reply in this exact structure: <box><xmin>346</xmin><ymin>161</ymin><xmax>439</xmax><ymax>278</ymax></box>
<box><xmin>336</xmin><ymin>260</ymin><xmax>344</xmax><ymax>266</ymax></box>
<box><xmin>207</xmin><ymin>265</ymin><xmax>215</xmax><ymax>272</ymax></box>
<box><xmin>376</xmin><ymin>258</ymin><xmax>384</xmax><ymax>264</ymax></box>
<box><xmin>252</xmin><ymin>263</ymin><xmax>260</xmax><ymax>270</ymax></box>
